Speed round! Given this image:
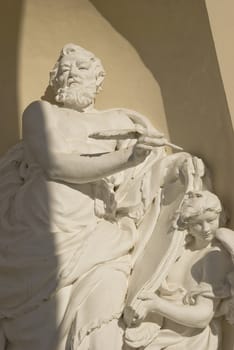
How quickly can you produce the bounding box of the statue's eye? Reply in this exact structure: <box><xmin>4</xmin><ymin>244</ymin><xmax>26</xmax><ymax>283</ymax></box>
<box><xmin>60</xmin><ymin>65</ymin><xmax>70</xmax><ymax>72</ymax></box>
<box><xmin>79</xmin><ymin>66</ymin><xmax>88</xmax><ymax>70</ymax></box>
<box><xmin>191</xmin><ymin>223</ymin><xmax>202</xmax><ymax>231</ymax></box>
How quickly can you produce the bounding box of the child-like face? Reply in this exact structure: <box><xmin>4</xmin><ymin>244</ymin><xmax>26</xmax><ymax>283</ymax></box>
<box><xmin>188</xmin><ymin>210</ymin><xmax>219</xmax><ymax>243</ymax></box>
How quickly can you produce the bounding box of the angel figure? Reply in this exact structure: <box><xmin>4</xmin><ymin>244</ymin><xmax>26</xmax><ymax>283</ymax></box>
<box><xmin>125</xmin><ymin>190</ymin><xmax>233</xmax><ymax>350</ymax></box>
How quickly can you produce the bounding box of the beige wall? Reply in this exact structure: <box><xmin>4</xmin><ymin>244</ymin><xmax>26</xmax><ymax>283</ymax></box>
<box><xmin>205</xmin><ymin>2</ymin><xmax>234</xmax><ymax>348</ymax></box>
<box><xmin>206</xmin><ymin>0</ymin><xmax>234</xmax><ymax>127</ymax></box>
<box><xmin>91</xmin><ymin>0</ymin><xmax>234</xmax><ymax>230</ymax></box>
<box><xmin>0</xmin><ymin>0</ymin><xmax>168</xmax><ymax>156</ymax></box>
<box><xmin>0</xmin><ymin>2</ymin><xmax>23</xmax><ymax>154</ymax></box>
<box><xmin>18</xmin><ymin>0</ymin><xmax>168</xmax><ymax>137</ymax></box>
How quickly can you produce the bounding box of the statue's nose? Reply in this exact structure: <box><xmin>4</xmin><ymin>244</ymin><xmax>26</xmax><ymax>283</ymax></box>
<box><xmin>203</xmin><ymin>222</ymin><xmax>210</xmax><ymax>233</ymax></box>
<box><xmin>70</xmin><ymin>63</ymin><xmax>78</xmax><ymax>76</ymax></box>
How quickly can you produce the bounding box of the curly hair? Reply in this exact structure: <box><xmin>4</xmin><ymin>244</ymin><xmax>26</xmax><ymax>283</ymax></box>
<box><xmin>49</xmin><ymin>43</ymin><xmax>105</xmax><ymax>94</ymax></box>
<box><xmin>178</xmin><ymin>191</ymin><xmax>221</xmax><ymax>227</ymax></box>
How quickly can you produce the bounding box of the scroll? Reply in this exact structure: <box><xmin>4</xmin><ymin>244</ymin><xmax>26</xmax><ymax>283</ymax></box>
<box><xmin>125</xmin><ymin>154</ymin><xmax>205</xmax><ymax>323</ymax></box>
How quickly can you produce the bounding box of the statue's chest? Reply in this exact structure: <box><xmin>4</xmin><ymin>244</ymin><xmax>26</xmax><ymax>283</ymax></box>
<box><xmin>166</xmin><ymin>249</ymin><xmax>205</xmax><ymax>289</ymax></box>
<box><xmin>54</xmin><ymin>111</ymin><xmax>120</xmax><ymax>154</ymax></box>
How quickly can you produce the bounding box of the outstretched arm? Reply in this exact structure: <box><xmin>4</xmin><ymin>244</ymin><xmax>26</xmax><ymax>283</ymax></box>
<box><xmin>38</xmin><ymin>147</ymin><xmax>145</xmax><ymax>184</ymax></box>
<box><xmin>23</xmin><ymin>101</ymin><xmax>162</xmax><ymax>184</ymax></box>
<box><xmin>131</xmin><ymin>292</ymin><xmax>214</xmax><ymax>329</ymax></box>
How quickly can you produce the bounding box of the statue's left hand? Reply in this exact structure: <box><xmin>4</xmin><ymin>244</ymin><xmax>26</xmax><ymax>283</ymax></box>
<box><xmin>131</xmin><ymin>302</ymin><xmax>150</xmax><ymax>325</ymax></box>
<box><xmin>123</xmin><ymin>302</ymin><xmax>149</xmax><ymax>327</ymax></box>
<box><xmin>137</xmin><ymin>290</ymin><xmax>157</xmax><ymax>301</ymax></box>
<box><xmin>126</xmin><ymin>292</ymin><xmax>159</xmax><ymax>326</ymax></box>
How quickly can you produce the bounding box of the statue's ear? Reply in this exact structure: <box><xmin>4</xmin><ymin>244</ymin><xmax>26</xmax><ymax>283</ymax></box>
<box><xmin>96</xmin><ymin>75</ymin><xmax>103</xmax><ymax>86</ymax></box>
<box><xmin>96</xmin><ymin>73</ymin><xmax>105</xmax><ymax>92</ymax></box>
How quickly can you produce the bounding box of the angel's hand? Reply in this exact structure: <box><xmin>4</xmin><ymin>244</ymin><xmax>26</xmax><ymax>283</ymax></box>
<box><xmin>137</xmin><ymin>290</ymin><xmax>157</xmax><ymax>301</ymax></box>
<box><xmin>131</xmin><ymin>302</ymin><xmax>150</xmax><ymax>325</ymax></box>
<box><xmin>123</xmin><ymin>302</ymin><xmax>150</xmax><ymax>327</ymax></box>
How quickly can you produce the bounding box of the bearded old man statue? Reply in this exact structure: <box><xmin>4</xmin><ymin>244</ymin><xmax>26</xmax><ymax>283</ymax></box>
<box><xmin>0</xmin><ymin>44</ymin><xmax>195</xmax><ymax>350</ymax></box>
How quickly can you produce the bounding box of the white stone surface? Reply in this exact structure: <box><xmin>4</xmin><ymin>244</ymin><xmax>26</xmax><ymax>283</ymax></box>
<box><xmin>0</xmin><ymin>44</ymin><xmax>233</xmax><ymax>349</ymax></box>
<box><xmin>124</xmin><ymin>191</ymin><xmax>234</xmax><ymax>350</ymax></box>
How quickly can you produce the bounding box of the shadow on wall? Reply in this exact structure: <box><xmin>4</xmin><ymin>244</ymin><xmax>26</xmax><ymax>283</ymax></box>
<box><xmin>0</xmin><ymin>3</ymin><xmax>59</xmax><ymax>348</ymax></box>
<box><xmin>89</xmin><ymin>2</ymin><xmax>234</xmax><ymax>349</ymax></box>
<box><xmin>0</xmin><ymin>2</ymin><xmax>23</xmax><ymax>155</ymax></box>
<box><xmin>90</xmin><ymin>0</ymin><xmax>234</xmax><ymax>229</ymax></box>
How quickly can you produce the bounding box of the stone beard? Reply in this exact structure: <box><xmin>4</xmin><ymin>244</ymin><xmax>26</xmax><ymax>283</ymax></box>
<box><xmin>55</xmin><ymin>81</ymin><xmax>97</xmax><ymax>111</ymax></box>
<box><xmin>49</xmin><ymin>44</ymin><xmax>105</xmax><ymax>111</ymax></box>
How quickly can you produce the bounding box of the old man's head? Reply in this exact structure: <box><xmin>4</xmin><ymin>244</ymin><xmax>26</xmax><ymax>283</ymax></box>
<box><xmin>50</xmin><ymin>44</ymin><xmax>105</xmax><ymax>111</ymax></box>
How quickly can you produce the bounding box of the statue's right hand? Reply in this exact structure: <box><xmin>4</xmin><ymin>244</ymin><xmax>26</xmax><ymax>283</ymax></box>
<box><xmin>131</xmin><ymin>134</ymin><xmax>166</xmax><ymax>164</ymax></box>
<box><xmin>131</xmin><ymin>141</ymin><xmax>151</xmax><ymax>164</ymax></box>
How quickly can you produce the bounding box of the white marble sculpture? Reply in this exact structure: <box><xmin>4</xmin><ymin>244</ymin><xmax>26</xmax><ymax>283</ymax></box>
<box><xmin>0</xmin><ymin>44</ymin><xmax>233</xmax><ymax>350</ymax></box>
<box><xmin>124</xmin><ymin>191</ymin><xmax>234</xmax><ymax>350</ymax></box>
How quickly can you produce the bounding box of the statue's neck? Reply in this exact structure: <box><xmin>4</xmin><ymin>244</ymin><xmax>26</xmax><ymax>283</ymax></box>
<box><xmin>188</xmin><ymin>237</ymin><xmax>212</xmax><ymax>251</ymax></box>
<box><xmin>63</xmin><ymin>101</ymin><xmax>96</xmax><ymax>113</ymax></box>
